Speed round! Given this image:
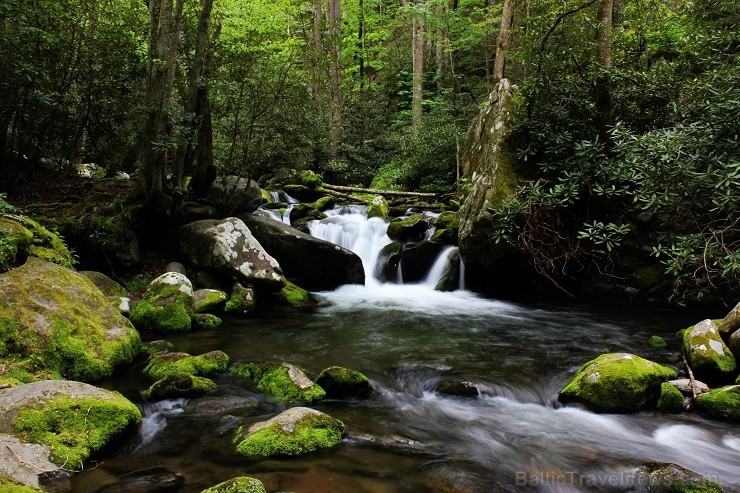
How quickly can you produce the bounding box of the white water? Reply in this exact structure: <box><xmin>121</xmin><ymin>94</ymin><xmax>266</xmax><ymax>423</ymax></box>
<box><xmin>136</xmin><ymin>399</ymin><xmax>187</xmax><ymax>450</ymax></box>
<box><xmin>423</xmin><ymin>245</ymin><xmax>459</xmax><ymax>288</ymax></box>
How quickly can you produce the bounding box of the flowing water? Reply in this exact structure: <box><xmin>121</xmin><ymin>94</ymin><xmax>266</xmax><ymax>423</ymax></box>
<box><xmin>70</xmin><ymin>206</ymin><xmax>740</xmax><ymax>493</ymax></box>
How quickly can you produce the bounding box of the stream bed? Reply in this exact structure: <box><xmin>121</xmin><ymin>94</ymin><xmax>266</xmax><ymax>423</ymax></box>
<box><xmin>70</xmin><ymin>206</ymin><xmax>740</xmax><ymax>493</ymax></box>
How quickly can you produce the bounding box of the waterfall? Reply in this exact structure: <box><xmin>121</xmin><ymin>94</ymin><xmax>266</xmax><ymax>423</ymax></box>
<box><xmin>136</xmin><ymin>399</ymin><xmax>187</xmax><ymax>450</ymax></box>
<box><xmin>268</xmin><ymin>190</ymin><xmax>281</xmax><ymax>203</ymax></box>
<box><xmin>423</xmin><ymin>246</ymin><xmax>459</xmax><ymax>289</ymax></box>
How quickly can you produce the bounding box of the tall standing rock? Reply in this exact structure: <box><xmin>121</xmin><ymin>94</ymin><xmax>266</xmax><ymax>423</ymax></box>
<box><xmin>458</xmin><ymin>79</ymin><xmax>527</xmax><ymax>292</ymax></box>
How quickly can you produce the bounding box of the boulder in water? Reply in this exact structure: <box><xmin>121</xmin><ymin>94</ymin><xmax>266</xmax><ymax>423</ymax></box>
<box><xmin>386</xmin><ymin>215</ymin><xmax>429</xmax><ymax>243</ymax></box>
<box><xmin>143</xmin><ymin>351</ymin><xmax>229</xmax><ymax>380</ymax></box>
<box><xmin>238</xmin><ymin>213</ymin><xmax>364</xmax><ymax>291</ymax></box>
<box><xmin>276</xmin><ymin>280</ymin><xmax>315</xmax><ymax>307</ymax></box>
<box><xmin>144</xmin><ymin>371</ymin><xmax>218</xmax><ymax>400</ymax></box>
<box><xmin>682</xmin><ymin>319</ymin><xmax>736</xmax><ymax>383</ymax></box>
<box><xmin>367</xmin><ymin>196</ymin><xmax>389</xmax><ymax>220</ymax></box>
<box><xmin>718</xmin><ymin>302</ymin><xmax>740</xmax><ymax>335</ymax></box>
<box><xmin>130</xmin><ymin>272</ymin><xmax>195</xmax><ymax>333</ymax></box>
<box><xmin>234</xmin><ymin>407</ymin><xmax>345</xmax><ymax>459</ymax></box>
<box><xmin>0</xmin><ymin>380</ymin><xmax>141</xmax><ymax>470</ymax></box>
<box><xmin>194</xmin><ymin>288</ymin><xmax>228</xmax><ymax>313</ymax></box>
<box><xmin>656</xmin><ymin>382</ymin><xmax>684</xmax><ymax>413</ymax></box>
<box><xmin>400</xmin><ymin>241</ymin><xmax>446</xmax><ymax>283</ymax></box>
<box><xmin>436</xmin><ymin>379</ymin><xmax>479</xmax><ymax>398</ymax></box>
<box><xmin>316</xmin><ymin>366</ymin><xmax>372</xmax><ymax>399</ymax></box>
<box><xmin>635</xmin><ymin>462</ymin><xmax>724</xmax><ymax>493</ymax></box>
<box><xmin>695</xmin><ymin>385</ymin><xmax>740</xmax><ymax>422</ymax></box>
<box><xmin>201</xmin><ymin>476</ymin><xmax>266</xmax><ymax>493</ymax></box>
<box><xmin>0</xmin><ymin>258</ymin><xmax>140</xmax><ymax>382</ymax></box>
<box><xmin>225</xmin><ymin>282</ymin><xmax>256</xmax><ymax>314</ymax></box>
<box><xmin>192</xmin><ymin>313</ymin><xmax>222</xmax><ymax>330</ymax></box>
<box><xmin>558</xmin><ymin>353</ymin><xmax>677</xmax><ymax>413</ymax></box>
<box><xmin>180</xmin><ymin>218</ymin><xmax>284</xmax><ymax>292</ymax></box>
<box><xmin>374</xmin><ymin>242</ymin><xmax>404</xmax><ymax>282</ymax></box>
<box><xmin>232</xmin><ymin>362</ymin><xmax>326</xmax><ymax>404</ymax></box>
<box><xmin>96</xmin><ymin>465</ymin><xmax>186</xmax><ymax>493</ymax></box>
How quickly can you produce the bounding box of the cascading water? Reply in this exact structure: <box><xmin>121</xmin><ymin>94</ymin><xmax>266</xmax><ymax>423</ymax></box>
<box><xmin>136</xmin><ymin>398</ymin><xmax>187</xmax><ymax>450</ymax></box>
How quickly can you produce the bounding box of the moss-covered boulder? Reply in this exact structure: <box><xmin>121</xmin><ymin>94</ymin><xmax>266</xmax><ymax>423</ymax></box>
<box><xmin>558</xmin><ymin>353</ymin><xmax>677</xmax><ymax>413</ymax></box>
<box><xmin>386</xmin><ymin>215</ymin><xmax>429</xmax><ymax>243</ymax></box>
<box><xmin>78</xmin><ymin>271</ymin><xmax>127</xmax><ymax>297</ymax></box>
<box><xmin>276</xmin><ymin>281</ymin><xmax>314</xmax><ymax>307</ymax></box>
<box><xmin>312</xmin><ymin>196</ymin><xmax>335</xmax><ymax>211</ymax></box>
<box><xmin>234</xmin><ymin>407</ymin><xmax>345</xmax><ymax>459</ymax></box>
<box><xmin>429</xmin><ymin>228</ymin><xmax>457</xmax><ymax>245</ymax></box>
<box><xmin>1</xmin><ymin>434</ymin><xmax>60</xmax><ymax>490</ymax></box>
<box><xmin>636</xmin><ymin>463</ymin><xmax>724</xmax><ymax>493</ymax></box>
<box><xmin>144</xmin><ymin>372</ymin><xmax>218</xmax><ymax>400</ymax></box>
<box><xmin>683</xmin><ymin>319</ymin><xmax>736</xmax><ymax>383</ymax></box>
<box><xmin>143</xmin><ymin>351</ymin><xmax>229</xmax><ymax>380</ymax></box>
<box><xmin>649</xmin><ymin>335</ymin><xmax>668</xmax><ymax>349</ymax></box>
<box><xmin>730</xmin><ymin>330</ymin><xmax>740</xmax><ymax>363</ymax></box>
<box><xmin>656</xmin><ymin>382</ymin><xmax>684</xmax><ymax>413</ymax></box>
<box><xmin>316</xmin><ymin>366</ymin><xmax>372</xmax><ymax>399</ymax></box>
<box><xmin>194</xmin><ymin>289</ymin><xmax>227</xmax><ymax>314</ymax></box>
<box><xmin>233</xmin><ymin>362</ymin><xmax>326</xmax><ymax>404</ymax></box>
<box><xmin>205</xmin><ymin>176</ymin><xmax>263</xmax><ymax>216</ymax></box>
<box><xmin>180</xmin><ymin>218</ymin><xmax>284</xmax><ymax>291</ymax></box>
<box><xmin>192</xmin><ymin>313</ymin><xmax>222</xmax><ymax>330</ymax></box>
<box><xmin>140</xmin><ymin>339</ymin><xmax>175</xmax><ymax>358</ymax></box>
<box><xmin>374</xmin><ymin>241</ymin><xmax>404</xmax><ymax>282</ymax></box>
<box><xmin>718</xmin><ymin>302</ymin><xmax>740</xmax><ymax>335</ymax></box>
<box><xmin>434</xmin><ymin>211</ymin><xmax>459</xmax><ymax>231</ymax></box>
<box><xmin>130</xmin><ymin>272</ymin><xmax>195</xmax><ymax>333</ymax></box>
<box><xmin>0</xmin><ymin>380</ymin><xmax>141</xmax><ymax>470</ymax></box>
<box><xmin>201</xmin><ymin>477</ymin><xmax>267</xmax><ymax>493</ymax></box>
<box><xmin>0</xmin><ymin>213</ymin><xmax>74</xmax><ymax>273</ymax></box>
<box><xmin>0</xmin><ymin>258</ymin><xmax>140</xmax><ymax>382</ymax></box>
<box><xmin>366</xmin><ymin>196</ymin><xmax>389</xmax><ymax>220</ymax></box>
<box><xmin>225</xmin><ymin>282</ymin><xmax>255</xmax><ymax>314</ymax></box>
<box><xmin>695</xmin><ymin>385</ymin><xmax>740</xmax><ymax>422</ymax></box>
<box><xmin>436</xmin><ymin>379</ymin><xmax>479</xmax><ymax>398</ymax></box>
<box><xmin>289</xmin><ymin>203</ymin><xmax>327</xmax><ymax>224</ymax></box>
<box><xmin>52</xmin><ymin>215</ymin><xmax>139</xmax><ymax>271</ymax></box>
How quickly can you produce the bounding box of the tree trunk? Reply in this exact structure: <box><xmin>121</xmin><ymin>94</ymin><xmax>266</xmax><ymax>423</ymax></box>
<box><xmin>358</xmin><ymin>0</ymin><xmax>366</xmax><ymax>90</ymax></box>
<box><xmin>435</xmin><ymin>2</ymin><xmax>445</xmax><ymax>89</ymax></box>
<box><xmin>594</xmin><ymin>0</ymin><xmax>613</xmax><ymax>148</ymax></box>
<box><xmin>328</xmin><ymin>0</ymin><xmax>343</xmax><ymax>159</ymax></box>
<box><xmin>140</xmin><ymin>0</ymin><xmax>184</xmax><ymax>214</ymax></box>
<box><xmin>310</xmin><ymin>1</ymin><xmax>324</xmax><ymax>108</ymax></box>
<box><xmin>492</xmin><ymin>0</ymin><xmax>514</xmax><ymax>83</ymax></box>
<box><xmin>412</xmin><ymin>0</ymin><xmax>425</xmax><ymax>136</ymax></box>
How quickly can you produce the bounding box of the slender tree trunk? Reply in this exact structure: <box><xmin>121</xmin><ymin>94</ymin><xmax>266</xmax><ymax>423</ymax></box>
<box><xmin>310</xmin><ymin>1</ymin><xmax>324</xmax><ymax>108</ymax></box>
<box><xmin>328</xmin><ymin>0</ymin><xmax>343</xmax><ymax>159</ymax></box>
<box><xmin>594</xmin><ymin>0</ymin><xmax>613</xmax><ymax>148</ymax></box>
<box><xmin>411</xmin><ymin>0</ymin><xmax>425</xmax><ymax>136</ymax></box>
<box><xmin>358</xmin><ymin>0</ymin><xmax>365</xmax><ymax>90</ymax></box>
<box><xmin>435</xmin><ymin>2</ymin><xmax>445</xmax><ymax>89</ymax></box>
<box><xmin>141</xmin><ymin>0</ymin><xmax>184</xmax><ymax>213</ymax></box>
<box><xmin>492</xmin><ymin>0</ymin><xmax>514</xmax><ymax>84</ymax></box>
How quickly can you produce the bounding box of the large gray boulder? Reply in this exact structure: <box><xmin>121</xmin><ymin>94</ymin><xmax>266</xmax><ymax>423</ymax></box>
<box><xmin>0</xmin><ymin>258</ymin><xmax>140</xmax><ymax>382</ymax></box>
<box><xmin>206</xmin><ymin>175</ymin><xmax>263</xmax><ymax>215</ymax></box>
<box><xmin>0</xmin><ymin>380</ymin><xmax>141</xmax><ymax>471</ymax></box>
<box><xmin>457</xmin><ymin>79</ymin><xmax>527</xmax><ymax>292</ymax></box>
<box><xmin>238</xmin><ymin>213</ymin><xmax>364</xmax><ymax>291</ymax></box>
<box><xmin>180</xmin><ymin>217</ymin><xmax>284</xmax><ymax>291</ymax></box>
<box><xmin>683</xmin><ymin>319</ymin><xmax>736</xmax><ymax>384</ymax></box>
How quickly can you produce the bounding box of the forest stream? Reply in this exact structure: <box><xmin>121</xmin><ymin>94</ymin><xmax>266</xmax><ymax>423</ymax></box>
<box><xmin>67</xmin><ymin>205</ymin><xmax>740</xmax><ymax>493</ymax></box>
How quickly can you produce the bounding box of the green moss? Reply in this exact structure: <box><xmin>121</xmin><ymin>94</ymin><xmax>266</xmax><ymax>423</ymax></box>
<box><xmin>559</xmin><ymin>353</ymin><xmax>678</xmax><ymax>413</ymax></box>
<box><xmin>194</xmin><ymin>290</ymin><xmax>227</xmax><ymax>314</ymax></box>
<box><xmin>139</xmin><ymin>339</ymin><xmax>175</xmax><ymax>357</ymax></box>
<box><xmin>312</xmin><ymin>196</ymin><xmax>335</xmax><ymax>211</ymax></box>
<box><xmin>695</xmin><ymin>385</ymin><xmax>740</xmax><ymax>422</ymax></box>
<box><xmin>434</xmin><ymin>211</ymin><xmax>459</xmax><ymax>230</ymax></box>
<box><xmin>637</xmin><ymin>463</ymin><xmax>724</xmax><ymax>493</ymax></box>
<box><xmin>201</xmin><ymin>477</ymin><xmax>266</xmax><ymax>493</ymax></box>
<box><xmin>232</xmin><ymin>362</ymin><xmax>326</xmax><ymax>404</ymax></box>
<box><xmin>192</xmin><ymin>313</ymin><xmax>222</xmax><ymax>330</ymax></box>
<box><xmin>316</xmin><ymin>366</ymin><xmax>372</xmax><ymax>399</ymax></box>
<box><xmin>633</xmin><ymin>265</ymin><xmax>665</xmax><ymax>289</ymax></box>
<box><xmin>130</xmin><ymin>284</ymin><xmax>193</xmax><ymax>333</ymax></box>
<box><xmin>278</xmin><ymin>281</ymin><xmax>312</xmax><ymax>307</ymax></box>
<box><xmin>13</xmin><ymin>395</ymin><xmax>141</xmax><ymax>470</ymax></box>
<box><xmin>656</xmin><ymin>382</ymin><xmax>685</xmax><ymax>413</ymax></box>
<box><xmin>299</xmin><ymin>170</ymin><xmax>323</xmax><ymax>190</ymax></box>
<box><xmin>386</xmin><ymin>215</ymin><xmax>427</xmax><ymax>242</ymax></box>
<box><xmin>260</xmin><ymin>188</ymin><xmax>272</xmax><ymax>203</ymax></box>
<box><xmin>366</xmin><ymin>196</ymin><xmax>389</xmax><ymax>220</ymax></box>
<box><xmin>430</xmin><ymin>228</ymin><xmax>456</xmax><ymax>244</ymax></box>
<box><xmin>0</xmin><ymin>475</ymin><xmax>44</xmax><ymax>493</ymax></box>
<box><xmin>143</xmin><ymin>351</ymin><xmax>229</xmax><ymax>380</ymax></box>
<box><xmin>144</xmin><ymin>372</ymin><xmax>218</xmax><ymax>400</ymax></box>
<box><xmin>683</xmin><ymin>320</ymin><xmax>736</xmax><ymax>379</ymax></box>
<box><xmin>649</xmin><ymin>335</ymin><xmax>668</xmax><ymax>348</ymax></box>
<box><xmin>234</xmin><ymin>410</ymin><xmax>344</xmax><ymax>459</ymax></box>
<box><xmin>224</xmin><ymin>285</ymin><xmax>255</xmax><ymax>314</ymax></box>
<box><xmin>0</xmin><ymin>214</ymin><xmax>73</xmax><ymax>273</ymax></box>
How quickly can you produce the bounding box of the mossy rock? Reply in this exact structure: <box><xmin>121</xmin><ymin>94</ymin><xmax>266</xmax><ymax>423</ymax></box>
<box><xmin>277</xmin><ymin>281</ymin><xmax>313</xmax><ymax>307</ymax></box>
<box><xmin>366</xmin><ymin>196</ymin><xmax>389</xmax><ymax>220</ymax></box>
<box><xmin>192</xmin><ymin>313</ymin><xmax>222</xmax><ymax>330</ymax></box>
<box><xmin>558</xmin><ymin>353</ymin><xmax>677</xmax><ymax>413</ymax></box>
<box><xmin>0</xmin><ymin>214</ymin><xmax>74</xmax><ymax>273</ymax></box>
<box><xmin>436</xmin><ymin>379</ymin><xmax>479</xmax><ymax>398</ymax></box>
<box><xmin>224</xmin><ymin>283</ymin><xmax>255</xmax><ymax>314</ymax></box>
<box><xmin>143</xmin><ymin>351</ymin><xmax>229</xmax><ymax>380</ymax></box>
<box><xmin>316</xmin><ymin>366</ymin><xmax>372</xmax><ymax>399</ymax></box>
<box><xmin>234</xmin><ymin>407</ymin><xmax>344</xmax><ymax>459</ymax></box>
<box><xmin>312</xmin><ymin>196</ymin><xmax>335</xmax><ymax>211</ymax></box>
<box><xmin>232</xmin><ymin>362</ymin><xmax>325</xmax><ymax>404</ymax></box>
<box><xmin>289</xmin><ymin>203</ymin><xmax>326</xmax><ymax>223</ymax></box>
<box><xmin>386</xmin><ymin>215</ymin><xmax>429</xmax><ymax>243</ymax></box>
<box><xmin>430</xmin><ymin>228</ymin><xmax>457</xmax><ymax>245</ymax></box>
<box><xmin>656</xmin><ymin>382</ymin><xmax>684</xmax><ymax>413</ymax></box>
<box><xmin>0</xmin><ymin>380</ymin><xmax>141</xmax><ymax>470</ymax></box>
<box><xmin>144</xmin><ymin>372</ymin><xmax>218</xmax><ymax>400</ymax></box>
<box><xmin>201</xmin><ymin>476</ymin><xmax>266</xmax><ymax>493</ymax></box>
<box><xmin>695</xmin><ymin>385</ymin><xmax>740</xmax><ymax>422</ymax></box>
<box><xmin>0</xmin><ymin>359</ymin><xmax>59</xmax><ymax>388</ymax></box>
<box><xmin>633</xmin><ymin>265</ymin><xmax>666</xmax><ymax>290</ymax></box>
<box><xmin>51</xmin><ymin>215</ymin><xmax>138</xmax><ymax>271</ymax></box>
<box><xmin>0</xmin><ymin>258</ymin><xmax>140</xmax><ymax>382</ymax></box>
<box><xmin>130</xmin><ymin>272</ymin><xmax>195</xmax><ymax>333</ymax></box>
<box><xmin>718</xmin><ymin>302</ymin><xmax>740</xmax><ymax>335</ymax></box>
<box><xmin>194</xmin><ymin>289</ymin><xmax>227</xmax><ymax>314</ymax></box>
<box><xmin>139</xmin><ymin>340</ymin><xmax>175</xmax><ymax>358</ymax></box>
<box><xmin>434</xmin><ymin>211</ymin><xmax>459</xmax><ymax>231</ymax></box>
<box><xmin>682</xmin><ymin>319</ymin><xmax>736</xmax><ymax>383</ymax></box>
<box><xmin>649</xmin><ymin>335</ymin><xmax>667</xmax><ymax>349</ymax></box>
<box><xmin>636</xmin><ymin>462</ymin><xmax>724</xmax><ymax>493</ymax></box>
<box><xmin>78</xmin><ymin>271</ymin><xmax>127</xmax><ymax>297</ymax></box>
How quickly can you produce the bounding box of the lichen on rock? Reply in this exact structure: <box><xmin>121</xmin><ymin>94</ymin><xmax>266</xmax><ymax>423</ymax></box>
<box><xmin>683</xmin><ymin>319</ymin><xmax>736</xmax><ymax>383</ymax></box>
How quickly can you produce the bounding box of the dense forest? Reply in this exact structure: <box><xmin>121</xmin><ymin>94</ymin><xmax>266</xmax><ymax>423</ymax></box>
<box><xmin>0</xmin><ymin>0</ymin><xmax>738</xmax><ymax>303</ymax></box>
